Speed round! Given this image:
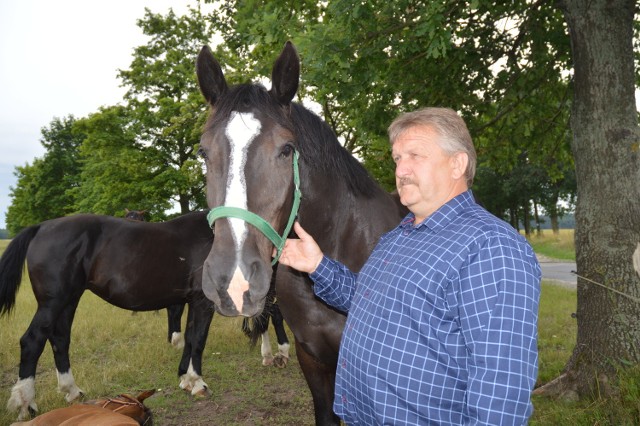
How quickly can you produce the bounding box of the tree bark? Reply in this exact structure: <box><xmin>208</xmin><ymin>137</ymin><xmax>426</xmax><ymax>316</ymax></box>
<box><xmin>548</xmin><ymin>0</ymin><xmax>640</xmax><ymax>398</ymax></box>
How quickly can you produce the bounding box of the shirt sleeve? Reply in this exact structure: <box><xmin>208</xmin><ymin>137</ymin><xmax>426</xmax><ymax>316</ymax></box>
<box><xmin>309</xmin><ymin>255</ymin><xmax>358</xmax><ymax>313</ymax></box>
<box><xmin>456</xmin><ymin>235</ymin><xmax>541</xmax><ymax>425</ymax></box>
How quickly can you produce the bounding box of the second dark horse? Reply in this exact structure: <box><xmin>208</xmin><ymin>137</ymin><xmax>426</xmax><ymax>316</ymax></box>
<box><xmin>0</xmin><ymin>211</ymin><xmax>289</xmax><ymax>420</ymax></box>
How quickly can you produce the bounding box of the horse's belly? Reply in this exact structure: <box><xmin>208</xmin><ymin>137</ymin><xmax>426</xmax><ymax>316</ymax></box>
<box><xmin>88</xmin><ymin>273</ymin><xmax>191</xmax><ymax>311</ymax></box>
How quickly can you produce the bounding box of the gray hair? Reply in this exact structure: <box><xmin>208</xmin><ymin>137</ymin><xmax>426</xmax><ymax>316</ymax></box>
<box><xmin>388</xmin><ymin>107</ymin><xmax>477</xmax><ymax>186</ymax></box>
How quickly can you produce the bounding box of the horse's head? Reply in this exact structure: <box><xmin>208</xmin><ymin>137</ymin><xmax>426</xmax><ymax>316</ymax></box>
<box><xmin>124</xmin><ymin>209</ymin><xmax>146</xmax><ymax>221</ymax></box>
<box><xmin>85</xmin><ymin>389</ymin><xmax>155</xmax><ymax>425</ymax></box>
<box><xmin>196</xmin><ymin>42</ymin><xmax>300</xmax><ymax>317</ymax></box>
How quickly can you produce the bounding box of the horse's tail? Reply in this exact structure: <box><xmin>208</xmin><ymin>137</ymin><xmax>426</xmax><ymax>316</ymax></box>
<box><xmin>242</xmin><ymin>286</ymin><xmax>277</xmax><ymax>347</ymax></box>
<box><xmin>0</xmin><ymin>225</ymin><xmax>40</xmax><ymax>317</ymax></box>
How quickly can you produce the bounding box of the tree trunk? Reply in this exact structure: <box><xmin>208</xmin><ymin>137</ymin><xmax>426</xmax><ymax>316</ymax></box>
<box><xmin>550</xmin><ymin>214</ymin><xmax>560</xmax><ymax>236</ymax></box>
<box><xmin>523</xmin><ymin>204</ymin><xmax>532</xmax><ymax>237</ymax></box>
<box><xmin>534</xmin><ymin>201</ymin><xmax>542</xmax><ymax>237</ymax></box>
<box><xmin>545</xmin><ymin>0</ymin><xmax>640</xmax><ymax>398</ymax></box>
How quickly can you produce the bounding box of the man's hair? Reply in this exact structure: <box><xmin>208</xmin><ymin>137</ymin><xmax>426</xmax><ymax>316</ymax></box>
<box><xmin>388</xmin><ymin>107</ymin><xmax>477</xmax><ymax>186</ymax></box>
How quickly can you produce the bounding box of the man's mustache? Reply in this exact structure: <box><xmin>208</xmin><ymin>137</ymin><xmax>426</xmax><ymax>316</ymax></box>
<box><xmin>398</xmin><ymin>177</ymin><xmax>414</xmax><ymax>186</ymax></box>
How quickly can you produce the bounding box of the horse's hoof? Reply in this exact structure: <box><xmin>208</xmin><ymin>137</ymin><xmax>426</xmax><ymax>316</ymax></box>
<box><xmin>65</xmin><ymin>389</ymin><xmax>84</xmax><ymax>403</ymax></box>
<box><xmin>15</xmin><ymin>402</ymin><xmax>38</xmax><ymax>421</ymax></box>
<box><xmin>262</xmin><ymin>356</ymin><xmax>274</xmax><ymax>366</ymax></box>
<box><xmin>272</xmin><ymin>354</ymin><xmax>289</xmax><ymax>368</ymax></box>
<box><xmin>193</xmin><ymin>386</ymin><xmax>211</xmax><ymax>398</ymax></box>
<box><xmin>28</xmin><ymin>404</ymin><xmax>38</xmax><ymax>418</ymax></box>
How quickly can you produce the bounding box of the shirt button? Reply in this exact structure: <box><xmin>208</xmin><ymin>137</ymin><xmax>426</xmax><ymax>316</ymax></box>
<box><xmin>403</xmin><ymin>229</ymin><xmax>410</xmax><ymax>236</ymax></box>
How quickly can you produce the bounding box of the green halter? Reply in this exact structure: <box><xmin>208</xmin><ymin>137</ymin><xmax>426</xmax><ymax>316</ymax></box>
<box><xmin>206</xmin><ymin>150</ymin><xmax>302</xmax><ymax>265</ymax></box>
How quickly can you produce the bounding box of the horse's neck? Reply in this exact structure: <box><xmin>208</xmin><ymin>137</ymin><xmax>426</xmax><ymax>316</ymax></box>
<box><xmin>300</xmin><ymin>182</ymin><xmax>403</xmax><ymax>271</ymax></box>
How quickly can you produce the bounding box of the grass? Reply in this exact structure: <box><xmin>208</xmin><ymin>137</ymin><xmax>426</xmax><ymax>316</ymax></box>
<box><xmin>525</xmin><ymin>229</ymin><xmax>576</xmax><ymax>261</ymax></box>
<box><xmin>2</xmin><ymin>231</ymin><xmax>639</xmax><ymax>424</ymax></box>
<box><xmin>0</xmin><ymin>276</ymin><xmax>314</xmax><ymax>425</ymax></box>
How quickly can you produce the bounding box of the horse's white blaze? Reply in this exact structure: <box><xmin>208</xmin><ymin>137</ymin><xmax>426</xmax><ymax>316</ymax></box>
<box><xmin>228</xmin><ymin>266</ymin><xmax>250</xmax><ymax>313</ymax></box>
<box><xmin>7</xmin><ymin>376</ymin><xmax>37</xmax><ymax>420</ymax></box>
<box><xmin>223</xmin><ymin>111</ymin><xmax>261</xmax><ymax>313</ymax></box>
<box><xmin>224</xmin><ymin>111</ymin><xmax>262</xmax><ymax>252</ymax></box>
<box><xmin>56</xmin><ymin>370</ymin><xmax>84</xmax><ymax>402</ymax></box>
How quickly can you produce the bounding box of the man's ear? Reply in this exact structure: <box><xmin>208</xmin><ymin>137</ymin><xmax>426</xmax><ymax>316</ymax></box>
<box><xmin>450</xmin><ymin>152</ymin><xmax>469</xmax><ymax>180</ymax></box>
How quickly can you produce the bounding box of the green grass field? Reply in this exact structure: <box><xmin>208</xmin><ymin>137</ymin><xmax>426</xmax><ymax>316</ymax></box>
<box><xmin>0</xmin><ymin>231</ymin><xmax>638</xmax><ymax>424</ymax></box>
<box><xmin>525</xmin><ymin>229</ymin><xmax>576</xmax><ymax>261</ymax></box>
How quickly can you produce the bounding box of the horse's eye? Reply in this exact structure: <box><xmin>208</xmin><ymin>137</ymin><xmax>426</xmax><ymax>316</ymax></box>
<box><xmin>280</xmin><ymin>144</ymin><xmax>294</xmax><ymax>158</ymax></box>
<box><xmin>197</xmin><ymin>147</ymin><xmax>208</xmax><ymax>160</ymax></box>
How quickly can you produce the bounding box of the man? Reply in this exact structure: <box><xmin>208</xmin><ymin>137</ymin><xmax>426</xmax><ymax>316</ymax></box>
<box><xmin>279</xmin><ymin>107</ymin><xmax>541</xmax><ymax>425</ymax></box>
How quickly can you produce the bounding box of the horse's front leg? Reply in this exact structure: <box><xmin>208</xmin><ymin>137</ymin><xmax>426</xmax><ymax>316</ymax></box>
<box><xmin>269</xmin><ymin>303</ymin><xmax>290</xmax><ymax>368</ymax></box>
<box><xmin>295</xmin><ymin>340</ymin><xmax>341</xmax><ymax>426</ymax></box>
<box><xmin>178</xmin><ymin>299</ymin><xmax>213</xmax><ymax>396</ymax></box>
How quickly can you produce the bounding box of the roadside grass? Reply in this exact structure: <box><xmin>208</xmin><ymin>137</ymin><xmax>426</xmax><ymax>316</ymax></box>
<box><xmin>526</xmin><ymin>229</ymin><xmax>576</xmax><ymax>261</ymax></box>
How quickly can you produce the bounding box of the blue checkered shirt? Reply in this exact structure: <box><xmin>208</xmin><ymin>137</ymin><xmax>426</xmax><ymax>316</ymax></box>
<box><xmin>310</xmin><ymin>190</ymin><xmax>541</xmax><ymax>425</ymax></box>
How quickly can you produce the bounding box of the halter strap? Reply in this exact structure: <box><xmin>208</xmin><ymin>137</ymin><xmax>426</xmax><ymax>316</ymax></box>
<box><xmin>101</xmin><ymin>394</ymin><xmax>144</xmax><ymax>412</ymax></box>
<box><xmin>206</xmin><ymin>150</ymin><xmax>302</xmax><ymax>265</ymax></box>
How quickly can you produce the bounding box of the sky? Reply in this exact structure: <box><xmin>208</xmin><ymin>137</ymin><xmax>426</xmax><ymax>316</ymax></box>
<box><xmin>0</xmin><ymin>0</ymin><xmax>205</xmax><ymax>229</ymax></box>
<box><xmin>1</xmin><ymin>3</ymin><xmax>638</xmax><ymax>230</ymax></box>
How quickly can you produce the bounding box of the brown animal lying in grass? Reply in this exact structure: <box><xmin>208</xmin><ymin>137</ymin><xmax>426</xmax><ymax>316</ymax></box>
<box><xmin>11</xmin><ymin>389</ymin><xmax>155</xmax><ymax>425</ymax></box>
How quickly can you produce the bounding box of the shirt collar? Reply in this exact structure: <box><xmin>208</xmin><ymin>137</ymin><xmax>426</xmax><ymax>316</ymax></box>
<box><xmin>400</xmin><ymin>190</ymin><xmax>476</xmax><ymax>232</ymax></box>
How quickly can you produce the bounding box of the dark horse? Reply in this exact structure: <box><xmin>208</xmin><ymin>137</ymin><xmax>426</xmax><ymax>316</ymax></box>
<box><xmin>124</xmin><ymin>208</ymin><xmax>187</xmax><ymax>348</ymax></box>
<box><xmin>195</xmin><ymin>42</ymin><xmax>406</xmax><ymax>424</ymax></box>
<box><xmin>123</xmin><ymin>208</ymin><xmax>290</xmax><ymax>364</ymax></box>
<box><xmin>0</xmin><ymin>212</ymin><xmax>213</xmax><ymax>419</ymax></box>
<box><xmin>123</xmin><ymin>208</ymin><xmax>290</xmax><ymax>361</ymax></box>
<box><xmin>0</xmin><ymin>211</ymin><xmax>290</xmax><ymax>420</ymax></box>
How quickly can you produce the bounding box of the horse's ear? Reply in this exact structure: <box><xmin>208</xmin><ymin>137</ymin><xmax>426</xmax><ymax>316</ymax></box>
<box><xmin>196</xmin><ymin>45</ymin><xmax>228</xmax><ymax>106</ymax></box>
<box><xmin>270</xmin><ymin>41</ymin><xmax>299</xmax><ymax>106</ymax></box>
<box><xmin>135</xmin><ymin>389</ymin><xmax>156</xmax><ymax>403</ymax></box>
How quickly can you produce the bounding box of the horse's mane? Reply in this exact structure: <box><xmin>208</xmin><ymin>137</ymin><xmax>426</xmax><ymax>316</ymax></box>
<box><xmin>208</xmin><ymin>83</ymin><xmax>382</xmax><ymax>198</ymax></box>
<box><xmin>290</xmin><ymin>102</ymin><xmax>382</xmax><ymax>197</ymax></box>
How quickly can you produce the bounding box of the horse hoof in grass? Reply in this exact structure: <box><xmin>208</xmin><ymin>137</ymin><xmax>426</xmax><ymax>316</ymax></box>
<box><xmin>272</xmin><ymin>354</ymin><xmax>289</xmax><ymax>368</ymax></box>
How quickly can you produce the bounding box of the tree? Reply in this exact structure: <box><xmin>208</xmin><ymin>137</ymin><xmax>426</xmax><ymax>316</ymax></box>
<box><xmin>537</xmin><ymin>0</ymin><xmax>640</xmax><ymax>398</ymax></box>
<box><xmin>205</xmin><ymin>0</ymin><xmax>575</xmax><ymax>208</ymax></box>
<box><xmin>71</xmin><ymin>106</ymin><xmax>174</xmax><ymax>219</ymax></box>
<box><xmin>5</xmin><ymin>116</ymin><xmax>84</xmax><ymax>235</ymax></box>
<box><xmin>117</xmin><ymin>5</ymin><xmax>213</xmax><ymax>215</ymax></box>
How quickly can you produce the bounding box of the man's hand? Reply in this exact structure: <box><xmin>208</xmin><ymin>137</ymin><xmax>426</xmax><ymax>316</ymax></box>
<box><xmin>277</xmin><ymin>222</ymin><xmax>323</xmax><ymax>273</ymax></box>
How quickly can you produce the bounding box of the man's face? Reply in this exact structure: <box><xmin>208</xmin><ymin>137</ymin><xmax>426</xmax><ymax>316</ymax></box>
<box><xmin>392</xmin><ymin>125</ymin><xmax>466</xmax><ymax>223</ymax></box>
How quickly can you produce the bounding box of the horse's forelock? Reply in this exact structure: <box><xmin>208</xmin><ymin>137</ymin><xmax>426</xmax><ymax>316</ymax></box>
<box><xmin>207</xmin><ymin>83</ymin><xmax>289</xmax><ymax>129</ymax></box>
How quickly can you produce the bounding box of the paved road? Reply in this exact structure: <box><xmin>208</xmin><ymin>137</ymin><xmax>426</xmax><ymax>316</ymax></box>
<box><xmin>538</xmin><ymin>259</ymin><xmax>576</xmax><ymax>288</ymax></box>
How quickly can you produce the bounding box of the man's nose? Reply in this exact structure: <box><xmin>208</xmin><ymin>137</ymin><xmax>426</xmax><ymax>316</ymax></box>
<box><xmin>395</xmin><ymin>159</ymin><xmax>410</xmax><ymax>176</ymax></box>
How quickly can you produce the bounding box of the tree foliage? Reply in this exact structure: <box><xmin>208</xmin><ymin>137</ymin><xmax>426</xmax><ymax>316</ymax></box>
<box><xmin>205</xmin><ymin>0</ymin><xmax>576</xmax><ymax>220</ymax></box>
<box><xmin>117</xmin><ymin>6</ymin><xmax>213</xmax><ymax>215</ymax></box>
<box><xmin>5</xmin><ymin>116</ymin><xmax>84</xmax><ymax>235</ymax></box>
<box><xmin>70</xmin><ymin>106</ymin><xmax>173</xmax><ymax>218</ymax></box>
